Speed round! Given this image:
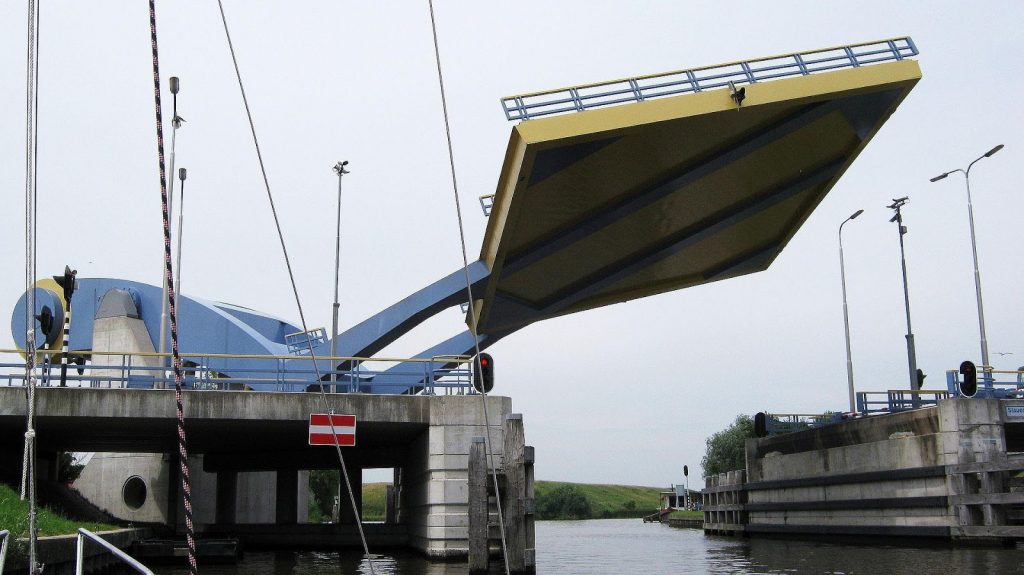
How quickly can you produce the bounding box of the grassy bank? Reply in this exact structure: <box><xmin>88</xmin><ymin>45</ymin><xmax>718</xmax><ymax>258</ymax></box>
<box><xmin>0</xmin><ymin>482</ymin><xmax>116</xmax><ymax>537</ymax></box>
<box><xmin>359</xmin><ymin>481</ymin><xmax>663</xmax><ymax>521</ymax></box>
<box><xmin>534</xmin><ymin>481</ymin><xmax>661</xmax><ymax>520</ymax></box>
<box><xmin>362</xmin><ymin>483</ymin><xmax>387</xmax><ymax>521</ymax></box>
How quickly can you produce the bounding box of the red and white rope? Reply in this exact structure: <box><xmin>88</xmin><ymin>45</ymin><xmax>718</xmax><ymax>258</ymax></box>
<box><xmin>148</xmin><ymin>1</ymin><xmax>197</xmax><ymax>572</ymax></box>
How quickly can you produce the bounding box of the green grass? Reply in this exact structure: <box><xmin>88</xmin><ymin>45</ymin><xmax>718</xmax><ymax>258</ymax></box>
<box><xmin>0</xmin><ymin>482</ymin><xmax>116</xmax><ymax>538</ymax></box>
<box><xmin>668</xmin><ymin>509</ymin><xmax>703</xmax><ymax>519</ymax></box>
<box><xmin>534</xmin><ymin>481</ymin><xmax>662</xmax><ymax>520</ymax></box>
<box><xmin>359</xmin><ymin>480</ymin><xmax>665</xmax><ymax>521</ymax></box>
<box><xmin>362</xmin><ymin>483</ymin><xmax>387</xmax><ymax>521</ymax></box>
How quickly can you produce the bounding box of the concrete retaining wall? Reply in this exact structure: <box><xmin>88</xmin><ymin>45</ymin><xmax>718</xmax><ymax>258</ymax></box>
<box><xmin>704</xmin><ymin>398</ymin><xmax>1024</xmax><ymax>542</ymax></box>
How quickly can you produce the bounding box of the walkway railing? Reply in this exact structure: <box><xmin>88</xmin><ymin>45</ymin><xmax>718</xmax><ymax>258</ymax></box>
<box><xmin>0</xmin><ymin>348</ymin><xmax>478</xmax><ymax>394</ymax></box>
<box><xmin>945</xmin><ymin>369</ymin><xmax>1024</xmax><ymax>399</ymax></box>
<box><xmin>501</xmin><ymin>37</ymin><xmax>917</xmax><ymax>121</ymax></box>
<box><xmin>76</xmin><ymin>528</ymin><xmax>153</xmax><ymax>575</ymax></box>
<box><xmin>856</xmin><ymin>389</ymin><xmax>951</xmax><ymax>415</ymax></box>
<box><xmin>761</xmin><ymin>412</ymin><xmax>845</xmax><ymax>436</ymax></box>
<box><xmin>0</xmin><ymin>529</ymin><xmax>9</xmax><ymax>575</ymax></box>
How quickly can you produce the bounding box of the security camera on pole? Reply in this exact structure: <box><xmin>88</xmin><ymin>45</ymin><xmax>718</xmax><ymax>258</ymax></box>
<box><xmin>887</xmin><ymin>197</ymin><xmax>921</xmax><ymax>406</ymax></box>
<box><xmin>331</xmin><ymin>161</ymin><xmax>350</xmax><ymax>386</ymax></box>
<box><xmin>159</xmin><ymin>76</ymin><xmax>185</xmax><ymax>387</ymax></box>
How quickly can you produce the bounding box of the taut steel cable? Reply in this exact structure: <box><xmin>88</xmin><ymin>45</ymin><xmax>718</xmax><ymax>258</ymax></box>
<box><xmin>426</xmin><ymin>2</ymin><xmax>511</xmax><ymax>573</ymax></box>
<box><xmin>214</xmin><ymin>2</ymin><xmax>376</xmax><ymax>571</ymax></box>
<box><xmin>22</xmin><ymin>0</ymin><xmax>40</xmax><ymax>572</ymax></box>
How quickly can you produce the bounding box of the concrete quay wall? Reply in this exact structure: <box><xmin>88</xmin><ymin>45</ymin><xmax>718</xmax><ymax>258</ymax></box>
<box><xmin>703</xmin><ymin>398</ymin><xmax>1024</xmax><ymax>542</ymax></box>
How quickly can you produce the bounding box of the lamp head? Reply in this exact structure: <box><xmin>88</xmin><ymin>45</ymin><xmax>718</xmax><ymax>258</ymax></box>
<box><xmin>929</xmin><ymin>172</ymin><xmax>949</xmax><ymax>183</ymax></box>
<box><xmin>169</xmin><ymin>76</ymin><xmax>179</xmax><ymax>95</ymax></box>
<box><xmin>850</xmin><ymin>209</ymin><xmax>864</xmax><ymax>220</ymax></box>
<box><xmin>985</xmin><ymin>144</ymin><xmax>1004</xmax><ymax>157</ymax></box>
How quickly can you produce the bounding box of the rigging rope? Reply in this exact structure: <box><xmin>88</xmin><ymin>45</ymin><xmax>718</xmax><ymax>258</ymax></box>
<box><xmin>22</xmin><ymin>1</ymin><xmax>41</xmax><ymax>572</ymax></box>
<box><xmin>147</xmin><ymin>2</ymin><xmax>198</xmax><ymax>572</ymax></box>
<box><xmin>425</xmin><ymin>2</ymin><xmax>511</xmax><ymax>572</ymax></box>
<box><xmin>214</xmin><ymin>2</ymin><xmax>377</xmax><ymax>571</ymax></box>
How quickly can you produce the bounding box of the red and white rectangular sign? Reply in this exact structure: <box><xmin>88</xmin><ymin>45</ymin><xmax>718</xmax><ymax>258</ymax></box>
<box><xmin>308</xmin><ymin>413</ymin><xmax>356</xmax><ymax>447</ymax></box>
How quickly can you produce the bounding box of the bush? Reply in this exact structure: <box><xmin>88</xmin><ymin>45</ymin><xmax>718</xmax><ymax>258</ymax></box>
<box><xmin>701</xmin><ymin>414</ymin><xmax>756</xmax><ymax>477</ymax></box>
<box><xmin>536</xmin><ymin>484</ymin><xmax>592</xmax><ymax>520</ymax></box>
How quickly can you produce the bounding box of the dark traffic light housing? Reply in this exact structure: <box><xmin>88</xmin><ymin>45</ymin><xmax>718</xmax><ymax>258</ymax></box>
<box><xmin>473</xmin><ymin>353</ymin><xmax>494</xmax><ymax>394</ymax></box>
<box><xmin>915</xmin><ymin>368</ymin><xmax>926</xmax><ymax>390</ymax></box>
<box><xmin>53</xmin><ymin>265</ymin><xmax>77</xmax><ymax>302</ymax></box>
<box><xmin>34</xmin><ymin>305</ymin><xmax>59</xmax><ymax>346</ymax></box>
<box><xmin>959</xmin><ymin>360</ymin><xmax>977</xmax><ymax>398</ymax></box>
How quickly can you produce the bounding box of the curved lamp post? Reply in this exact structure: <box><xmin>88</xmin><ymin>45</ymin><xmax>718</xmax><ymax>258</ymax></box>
<box><xmin>839</xmin><ymin>209</ymin><xmax>863</xmax><ymax>412</ymax></box>
<box><xmin>930</xmin><ymin>144</ymin><xmax>1003</xmax><ymax>376</ymax></box>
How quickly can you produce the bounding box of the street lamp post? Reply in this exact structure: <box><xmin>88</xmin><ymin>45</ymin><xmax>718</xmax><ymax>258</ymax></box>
<box><xmin>330</xmin><ymin>161</ymin><xmax>350</xmax><ymax>385</ymax></box>
<box><xmin>887</xmin><ymin>197</ymin><xmax>919</xmax><ymax>398</ymax></box>
<box><xmin>174</xmin><ymin>168</ymin><xmax>187</xmax><ymax>299</ymax></box>
<box><xmin>159</xmin><ymin>77</ymin><xmax>184</xmax><ymax>386</ymax></box>
<box><xmin>839</xmin><ymin>209</ymin><xmax>864</xmax><ymax>412</ymax></box>
<box><xmin>930</xmin><ymin>144</ymin><xmax>1004</xmax><ymax>377</ymax></box>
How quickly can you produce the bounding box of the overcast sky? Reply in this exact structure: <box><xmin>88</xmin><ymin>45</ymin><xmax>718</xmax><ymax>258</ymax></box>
<box><xmin>2</xmin><ymin>2</ymin><xmax>1022</xmax><ymax>487</ymax></box>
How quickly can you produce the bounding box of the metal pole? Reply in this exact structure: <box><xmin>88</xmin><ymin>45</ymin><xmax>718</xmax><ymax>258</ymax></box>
<box><xmin>330</xmin><ymin>161</ymin><xmax>349</xmax><ymax>385</ymax></box>
<box><xmin>888</xmin><ymin>199</ymin><xmax>918</xmax><ymax>396</ymax></box>
<box><xmin>931</xmin><ymin>144</ymin><xmax>1003</xmax><ymax>382</ymax></box>
<box><xmin>159</xmin><ymin>77</ymin><xmax>182</xmax><ymax>385</ymax></box>
<box><xmin>174</xmin><ymin>168</ymin><xmax>187</xmax><ymax>301</ymax></box>
<box><xmin>964</xmin><ymin>173</ymin><xmax>990</xmax><ymax>375</ymax></box>
<box><xmin>839</xmin><ymin>209</ymin><xmax>863</xmax><ymax>412</ymax></box>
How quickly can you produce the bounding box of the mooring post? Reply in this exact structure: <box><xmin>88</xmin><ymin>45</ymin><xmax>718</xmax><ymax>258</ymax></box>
<box><xmin>468</xmin><ymin>436</ymin><xmax>489</xmax><ymax>573</ymax></box>
<box><xmin>385</xmin><ymin>484</ymin><xmax>398</xmax><ymax>525</ymax></box>
<box><xmin>503</xmin><ymin>413</ymin><xmax>532</xmax><ymax>572</ymax></box>
<box><xmin>523</xmin><ymin>444</ymin><xmax>536</xmax><ymax>570</ymax></box>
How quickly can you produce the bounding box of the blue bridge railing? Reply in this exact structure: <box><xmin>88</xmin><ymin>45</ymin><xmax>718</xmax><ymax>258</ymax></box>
<box><xmin>945</xmin><ymin>369</ymin><xmax>1024</xmax><ymax>399</ymax></box>
<box><xmin>501</xmin><ymin>37</ymin><xmax>917</xmax><ymax>121</ymax></box>
<box><xmin>0</xmin><ymin>349</ymin><xmax>478</xmax><ymax>395</ymax></box>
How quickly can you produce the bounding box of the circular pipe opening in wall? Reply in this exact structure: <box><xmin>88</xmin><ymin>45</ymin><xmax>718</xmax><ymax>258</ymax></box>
<box><xmin>122</xmin><ymin>475</ymin><xmax>147</xmax><ymax>510</ymax></box>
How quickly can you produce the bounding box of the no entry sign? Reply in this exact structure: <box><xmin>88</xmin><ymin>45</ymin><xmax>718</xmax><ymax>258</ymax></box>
<box><xmin>308</xmin><ymin>413</ymin><xmax>356</xmax><ymax>446</ymax></box>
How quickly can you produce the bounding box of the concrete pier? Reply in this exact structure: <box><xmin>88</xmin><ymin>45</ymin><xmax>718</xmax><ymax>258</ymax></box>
<box><xmin>0</xmin><ymin>387</ymin><xmax>529</xmax><ymax>560</ymax></box>
<box><xmin>702</xmin><ymin>398</ymin><xmax>1024</xmax><ymax>543</ymax></box>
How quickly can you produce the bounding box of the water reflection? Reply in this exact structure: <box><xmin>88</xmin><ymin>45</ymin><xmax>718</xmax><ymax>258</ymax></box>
<box><xmin>150</xmin><ymin>519</ymin><xmax>1024</xmax><ymax>574</ymax></box>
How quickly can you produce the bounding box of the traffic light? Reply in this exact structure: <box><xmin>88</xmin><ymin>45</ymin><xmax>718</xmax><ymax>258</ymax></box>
<box><xmin>754</xmin><ymin>412</ymin><xmax>768</xmax><ymax>438</ymax></box>
<box><xmin>53</xmin><ymin>265</ymin><xmax>77</xmax><ymax>302</ymax></box>
<box><xmin>959</xmin><ymin>360</ymin><xmax>977</xmax><ymax>398</ymax></box>
<box><xmin>915</xmin><ymin>369</ymin><xmax>926</xmax><ymax>390</ymax></box>
<box><xmin>473</xmin><ymin>353</ymin><xmax>494</xmax><ymax>394</ymax></box>
<box><xmin>34</xmin><ymin>305</ymin><xmax>58</xmax><ymax>346</ymax></box>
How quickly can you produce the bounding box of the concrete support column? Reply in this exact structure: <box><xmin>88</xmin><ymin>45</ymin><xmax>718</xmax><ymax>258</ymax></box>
<box><xmin>215</xmin><ymin>471</ymin><xmax>238</xmax><ymax>525</ymax></box>
<box><xmin>338</xmin><ymin>466</ymin><xmax>363</xmax><ymax>524</ymax></box>
<box><xmin>276</xmin><ymin>469</ymin><xmax>299</xmax><ymax>525</ymax></box>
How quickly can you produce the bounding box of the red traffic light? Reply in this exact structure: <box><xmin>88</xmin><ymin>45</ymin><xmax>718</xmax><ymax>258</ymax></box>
<box><xmin>473</xmin><ymin>353</ymin><xmax>494</xmax><ymax>394</ymax></box>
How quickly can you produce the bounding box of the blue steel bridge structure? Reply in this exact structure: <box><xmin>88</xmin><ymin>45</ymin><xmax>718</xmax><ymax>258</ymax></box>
<box><xmin>9</xmin><ymin>38</ymin><xmax>923</xmax><ymax>395</ymax></box>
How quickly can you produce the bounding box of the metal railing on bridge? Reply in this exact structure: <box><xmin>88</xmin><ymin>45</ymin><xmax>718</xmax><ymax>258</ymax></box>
<box><xmin>945</xmin><ymin>369</ymin><xmax>1024</xmax><ymax>399</ymax></box>
<box><xmin>76</xmin><ymin>528</ymin><xmax>154</xmax><ymax>575</ymax></box>
<box><xmin>0</xmin><ymin>349</ymin><xmax>479</xmax><ymax>395</ymax></box>
<box><xmin>501</xmin><ymin>37</ymin><xmax>918</xmax><ymax>121</ymax></box>
<box><xmin>0</xmin><ymin>529</ymin><xmax>9</xmax><ymax>575</ymax></box>
<box><xmin>855</xmin><ymin>389</ymin><xmax>952</xmax><ymax>415</ymax></box>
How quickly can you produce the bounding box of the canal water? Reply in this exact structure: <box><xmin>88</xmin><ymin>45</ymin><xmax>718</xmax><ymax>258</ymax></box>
<box><xmin>154</xmin><ymin>519</ymin><xmax>1024</xmax><ymax>574</ymax></box>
